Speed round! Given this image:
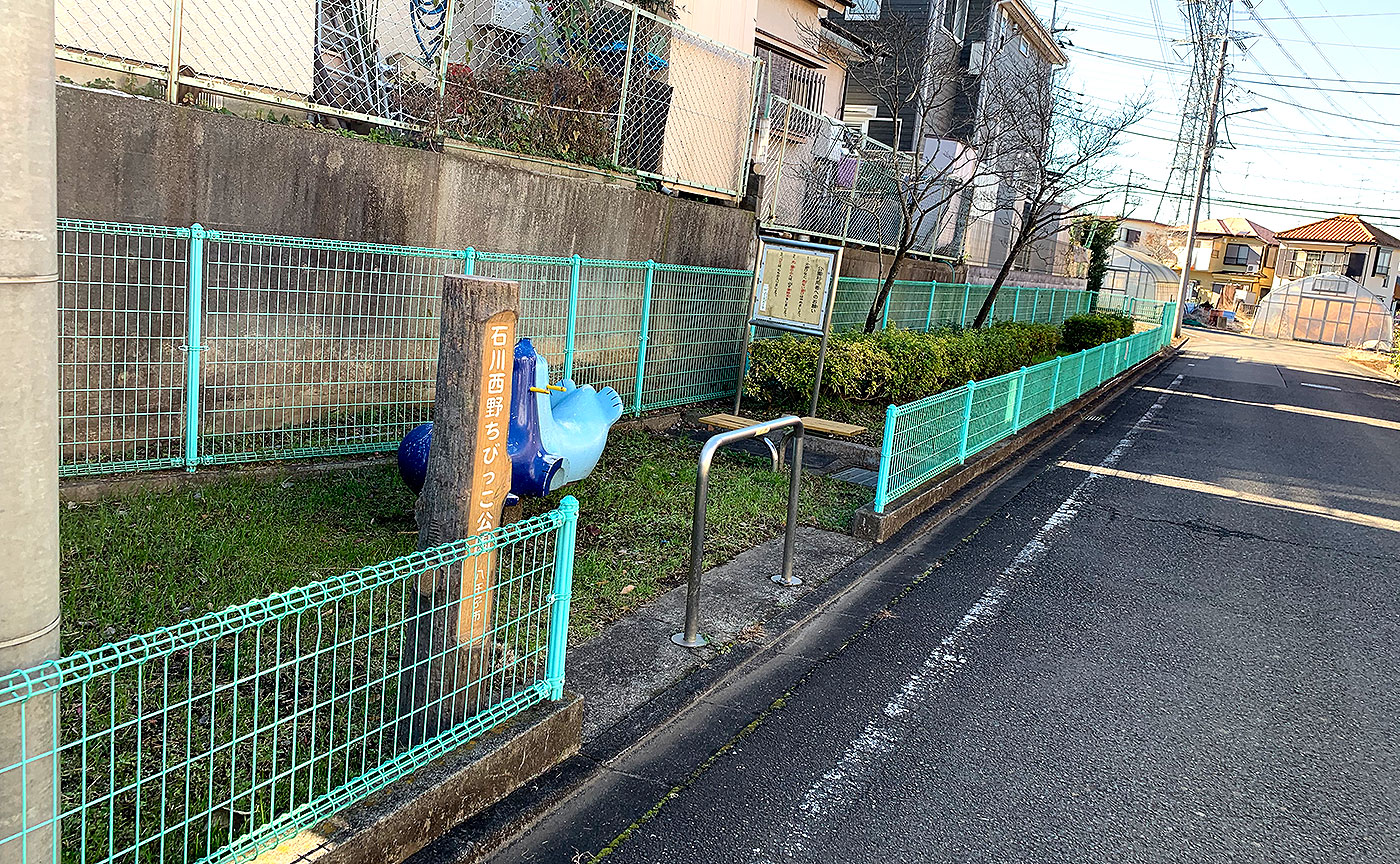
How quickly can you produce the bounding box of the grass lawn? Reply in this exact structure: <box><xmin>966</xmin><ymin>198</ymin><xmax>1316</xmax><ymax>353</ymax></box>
<box><xmin>61</xmin><ymin>428</ymin><xmax>871</xmax><ymax>652</ymax></box>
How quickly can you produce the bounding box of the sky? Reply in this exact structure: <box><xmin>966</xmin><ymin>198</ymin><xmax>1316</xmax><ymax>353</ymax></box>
<box><xmin>1023</xmin><ymin>0</ymin><xmax>1400</xmax><ymax>236</ymax></box>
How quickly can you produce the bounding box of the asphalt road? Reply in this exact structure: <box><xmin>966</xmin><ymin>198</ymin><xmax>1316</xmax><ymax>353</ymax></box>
<box><xmin>494</xmin><ymin>330</ymin><xmax>1400</xmax><ymax>863</ymax></box>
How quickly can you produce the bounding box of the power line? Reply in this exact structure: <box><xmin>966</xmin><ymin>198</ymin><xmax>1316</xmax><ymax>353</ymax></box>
<box><xmin>1244</xmin><ymin>89</ymin><xmax>1400</xmax><ymax>129</ymax></box>
<box><xmin>1069</xmin><ymin>45</ymin><xmax>1400</xmax><ymax>88</ymax></box>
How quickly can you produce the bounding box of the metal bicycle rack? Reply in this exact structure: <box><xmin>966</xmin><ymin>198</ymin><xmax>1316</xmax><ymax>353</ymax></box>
<box><xmin>673</xmin><ymin>416</ymin><xmax>805</xmax><ymax>649</ymax></box>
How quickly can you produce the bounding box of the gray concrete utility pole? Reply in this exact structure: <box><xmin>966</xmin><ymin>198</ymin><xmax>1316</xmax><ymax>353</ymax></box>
<box><xmin>1174</xmin><ymin>31</ymin><xmax>1230</xmax><ymax>337</ymax></box>
<box><xmin>0</xmin><ymin>0</ymin><xmax>61</xmax><ymax>854</ymax></box>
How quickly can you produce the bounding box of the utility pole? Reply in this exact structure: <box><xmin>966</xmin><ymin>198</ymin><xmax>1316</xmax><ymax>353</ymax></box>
<box><xmin>1</xmin><ymin>0</ymin><xmax>61</xmax><ymax>854</ymax></box>
<box><xmin>1174</xmin><ymin>30</ymin><xmax>1230</xmax><ymax>338</ymax></box>
<box><xmin>1120</xmin><ymin>170</ymin><xmax>1133</xmax><ymax>219</ymax></box>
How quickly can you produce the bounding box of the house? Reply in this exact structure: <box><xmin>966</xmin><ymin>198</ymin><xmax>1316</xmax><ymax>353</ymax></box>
<box><xmin>1173</xmin><ymin>217</ymin><xmax>1278</xmax><ymax>313</ymax></box>
<box><xmin>1116</xmin><ymin>217</ymin><xmax>1175</xmax><ymax>256</ymax></box>
<box><xmin>680</xmin><ymin>0</ymin><xmax>857</xmax><ymax>121</ymax></box>
<box><xmin>952</xmin><ymin>0</ymin><xmax>1070</xmax><ymax>278</ymax></box>
<box><xmin>1271</xmin><ymin>214</ymin><xmax>1400</xmax><ymax>311</ymax></box>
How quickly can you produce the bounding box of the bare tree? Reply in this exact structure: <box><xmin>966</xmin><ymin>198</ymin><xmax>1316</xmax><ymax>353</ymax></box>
<box><xmin>821</xmin><ymin>11</ymin><xmax>1018</xmax><ymax>333</ymax></box>
<box><xmin>966</xmin><ymin>64</ymin><xmax>1147</xmax><ymax>328</ymax></box>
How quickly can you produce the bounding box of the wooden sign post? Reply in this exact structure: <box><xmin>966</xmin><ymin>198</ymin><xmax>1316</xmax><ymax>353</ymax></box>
<box><xmin>400</xmin><ymin>274</ymin><xmax>519</xmax><ymax>744</ymax></box>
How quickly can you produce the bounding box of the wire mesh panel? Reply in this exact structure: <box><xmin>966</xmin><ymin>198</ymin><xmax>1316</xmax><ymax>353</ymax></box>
<box><xmin>55</xmin><ymin>0</ymin><xmax>173</xmax><ymax>84</ymax></box>
<box><xmin>657</xmin><ymin>16</ymin><xmax>758</xmax><ymax>196</ymax></box>
<box><xmin>928</xmin><ymin>283</ymin><xmax>967</xmax><ymax>327</ymax></box>
<box><xmin>880</xmin><ymin>388</ymin><xmax>967</xmax><ymax>505</ymax></box>
<box><xmin>0</xmin><ymin>502</ymin><xmax>576</xmax><ymax>864</ymax></box>
<box><xmin>639</xmin><ymin>263</ymin><xmax>751</xmax><ymax>410</ymax></box>
<box><xmin>58</xmin><ymin>220</ymin><xmax>191</xmax><ymax>476</ymax></box>
<box><xmin>1018</xmin><ymin>361</ymin><xmax>1058</xmax><ymax>426</ymax></box>
<box><xmin>198</xmin><ymin>232</ymin><xmax>460</xmax><ymax>465</ymax></box>
<box><xmin>571</xmin><ymin>260</ymin><xmax>646</xmax><ymax>404</ymax></box>
<box><xmin>755</xmin><ymin>95</ymin><xmax>927</xmax><ymax>251</ymax></box>
<box><xmin>473</xmin><ymin>254</ymin><xmax>574</xmax><ymax>374</ymax></box>
<box><xmin>830</xmin><ymin>278</ymin><xmax>883</xmax><ymax>333</ymax></box>
<box><xmin>965</xmin><ymin>373</ymin><xmax>1018</xmax><ymax>453</ymax></box>
<box><xmin>884</xmin><ymin>281</ymin><xmax>934</xmax><ymax>329</ymax></box>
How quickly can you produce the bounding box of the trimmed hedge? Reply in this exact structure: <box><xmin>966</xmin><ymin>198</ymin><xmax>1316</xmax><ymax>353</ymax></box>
<box><xmin>1059</xmin><ymin>312</ymin><xmax>1136</xmax><ymax>353</ymax></box>
<box><xmin>745</xmin><ymin>321</ymin><xmax>1061</xmax><ymax>407</ymax></box>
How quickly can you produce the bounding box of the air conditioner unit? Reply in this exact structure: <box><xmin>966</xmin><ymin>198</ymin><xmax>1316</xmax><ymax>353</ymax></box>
<box><xmin>490</xmin><ymin>0</ymin><xmax>534</xmax><ymax>34</ymax></box>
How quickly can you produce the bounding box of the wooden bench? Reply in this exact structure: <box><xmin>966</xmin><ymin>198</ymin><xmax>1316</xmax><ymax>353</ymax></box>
<box><xmin>698</xmin><ymin>413</ymin><xmax>867</xmax><ymax>469</ymax></box>
<box><xmin>698</xmin><ymin>413</ymin><xmax>867</xmax><ymax>438</ymax></box>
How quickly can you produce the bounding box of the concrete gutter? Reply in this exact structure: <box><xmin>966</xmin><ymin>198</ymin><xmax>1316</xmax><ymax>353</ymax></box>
<box><xmin>851</xmin><ymin>343</ymin><xmax>1183</xmax><ymax>543</ymax></box>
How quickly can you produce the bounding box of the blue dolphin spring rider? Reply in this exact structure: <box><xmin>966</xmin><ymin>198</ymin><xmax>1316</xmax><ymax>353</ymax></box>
<box><xmin>398</xmin><ymin>338</ymin><xmax>624</xmax><ymax>498</ymax></box>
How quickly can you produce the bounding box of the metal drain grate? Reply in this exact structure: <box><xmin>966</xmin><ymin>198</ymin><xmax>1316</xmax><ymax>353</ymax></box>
<box><xmin>1082</xmin><ymin>414</ymin><xmax>1107</xmax><ymax>423</ymax></box>
<box><xmin>831</xmin><ymin>467</ymin><xmax>880</xmax><ymax>487</ymax></box>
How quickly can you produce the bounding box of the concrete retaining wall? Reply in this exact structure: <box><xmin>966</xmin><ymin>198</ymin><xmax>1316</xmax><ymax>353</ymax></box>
<box><xmin>56</xmin><ymin>86</ymin><xmax>755</xmax><ymax>268</ymax></box>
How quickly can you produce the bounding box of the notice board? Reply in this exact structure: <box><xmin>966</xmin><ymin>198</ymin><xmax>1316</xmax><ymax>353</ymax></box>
<box><xmin>752</xmin><ymin>240</ymin><xmax>839</xmax><ymax>335</ymax></box>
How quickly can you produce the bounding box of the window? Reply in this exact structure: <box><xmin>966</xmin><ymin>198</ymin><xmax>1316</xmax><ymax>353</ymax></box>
<box><xmin>847</xmin><ymin>0</ymin><xmax>879</xmax><ymax>20</ymax></box>
<box><xmin>755</xmin><ymin>47</ymin><xmax>826</xmax><ymax>116</ymax></box>
<box><xmin>1375</xmin><ymin>247</ymin><xmax>1392</xmax><ymax>277</ymax></box>
<box><xmin>1121</xmin><ymin>227</ymin><xmax>1142</xmax><ymax>245</ymax></box>
<box><xmin>942</xmin><ymin>0</ymin><xmax>968</xmax><ymax>41</ymax></box>
<box><xmin>1222</xmin><ymin>243</ymin><xmax>1251</xmax><ymax>267</ymax></box>
<box><xmin>1291</xmin><ymin>249</ymin><xmax>1348</xmax><ymax>277</ymax></box>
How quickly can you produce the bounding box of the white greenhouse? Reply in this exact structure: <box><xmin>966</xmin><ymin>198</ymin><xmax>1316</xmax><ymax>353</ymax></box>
<box><xmin>1250</xmin><ymin>273</ymin><xmax>1394</xmax><ymax>348</ymax></box>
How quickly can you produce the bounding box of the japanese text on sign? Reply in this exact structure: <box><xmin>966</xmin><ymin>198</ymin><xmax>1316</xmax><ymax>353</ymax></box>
<box><xmin>753</xmin><ymin>243</ymin><xmax>835</xmax><ymax>334</ymax></box>
<box><xmin>461</xmin><ymin>311</ymin><xmax>516</xmax><ymax>643</ymax></box>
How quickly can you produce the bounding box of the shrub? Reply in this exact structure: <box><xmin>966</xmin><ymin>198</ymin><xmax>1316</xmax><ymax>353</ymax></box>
<box><xmin>745</xmin><ymin>322</ymin><xmax>1061</xmax><ymax>407</ymax></box>
<box><xmin>1059</xmin><ymin>312</ymin><xmax>1136</xmax><ymax>353</ymax></box>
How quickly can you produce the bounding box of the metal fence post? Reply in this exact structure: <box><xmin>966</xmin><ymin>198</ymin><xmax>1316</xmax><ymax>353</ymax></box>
<box><xmin>431</xmin><ymin>0</ymin><xmax>458</xmax><ymax>136</ymax></box>
<box><xmin>632</xmin><ymin>260</ymin><xmax>655</xmax><ymax>416</ymax></box>
<box><xmin>464</xmin><ymin>247</ymin><xmax>476</xmax><ymax>276</ymax></box>
<box><xmin>960</xmin><ymin>284</ymin><xmax>971</xmax><ymax>327</ymax></box>
<box><xmin>544</xmin><ymin>495</ymin><xmax>579</xmax><ymax>700</ymax></box>
<box><xmin>182</xmin><ymin>223</ymin><xmax>206</xmax><ymax>471</ymax></box>
<box><xmin>924</xmin><ymin>282</ymin><xmax>936</xmax><ymax>331</ymax></box>
<box><xmin>956</xmin><ymin>380</ymin><xmax>975</xmax><ymax>464</ymax></box>
<box><xmin>612</xmin><ymin>5</ymin><xmax>640</xmax><ymax>166</ymax></box>
<box><xmin>880</xmin><ymin>288</ymin><xmax>891</xmax><ymax>329</ymax></box>
<box><xmin>565</xmin><ymin>254</ymin><xmax>581</xmax><ymax>380</ymax></box>
<box><xmin>166</xmin><ymin>0</ymin><xmax>186</xmax><ymax>103</ymax></box>
<box><xmin>1031</xmin><ymin>288</ymin><xmax>1040</xmax><ymax>322</ymax></box>
<box><xmin>1049</xmin><ymin>356</ymin><xmax>1062</xmax><ymax>408</ymax></box>
<box><xmin>1012</xmin><ymin>366</ymin><xmax>1027</xmax><ymax>431</ymax></box>
<box><xmin>1012</xmin><ymin>289</ymin><xmax>1021</xmax><ymax>322</ymax></box>
<box><xmin>874</xmin><ymin>403</ymin><xmax>897</xmax><ymax>514</ymax></box>
<box><xmin>1077</xmin><ymin>346</ymin><xmax>1087</xmax><ymax>396</ymax></box>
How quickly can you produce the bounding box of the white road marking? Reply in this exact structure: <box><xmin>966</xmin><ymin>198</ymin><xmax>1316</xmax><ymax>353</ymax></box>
<box><xmin>1054</xmin><ymin>460</ymin><xmax>1400</xmax><ymax>534</ymax></box>
<box><xmin>1299</xmin><ymin>381</ymin><xmax>1342</xmax><ymax>391</ymax></box>
<box><xmin>1138</xmin><ymin>386</ymin><xmax>1400</xmax><ymax>432</ymax></box>
<box><xmin>753</xmin><ymin>376</ymin><xmax>1185</xmax><ymax>862</ymax></box>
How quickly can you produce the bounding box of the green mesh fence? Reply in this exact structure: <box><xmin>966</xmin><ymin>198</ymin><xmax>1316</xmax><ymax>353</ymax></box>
<box><xmin>57</xmin><ymin>219</ymin><xmax>1099</xmax><ymax>477</ymax></box>
<box><xmin>874</xmin><ymin>309</ymin><xmax>1176</xmax><ymax>512</ymax></box>
<box><xmin>56</xmin><ymin>221</ymin><xmax>756</xmax><ymax>476</ymax></box>
<box><xmin>0</xmin><ymin>500</ymin><xmax>578</xmax><ymax>864</ymax></box>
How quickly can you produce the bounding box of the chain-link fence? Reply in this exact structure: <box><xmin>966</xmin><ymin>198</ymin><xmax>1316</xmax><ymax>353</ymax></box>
<box><xmin>756</xmin><ymin>95</ymin><xmax>963</xmax><ymax>258</ymax></box>
<box><xmin>0</xmin><ymin>500</ymin><xmax>578</xmax><ymax>864</ymax></box>
<box><xmin>55</xmin><ymin>0</ymin><xmax>759</xmax><ymax>197</ymax></box>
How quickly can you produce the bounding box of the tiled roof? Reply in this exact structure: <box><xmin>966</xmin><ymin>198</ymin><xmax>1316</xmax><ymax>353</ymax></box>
<box><xmin>1274</xmin><ymin>214</ymin><xmax>1400</xmax><ymax>248</ymax></box>
<box><xmin>1186</xmin><ymin>217</ymin><xmax>1277</xmax><ymax>245</ymax></box>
